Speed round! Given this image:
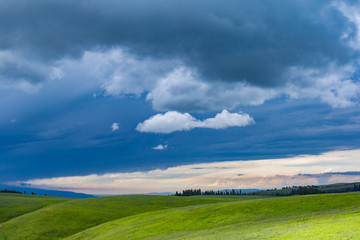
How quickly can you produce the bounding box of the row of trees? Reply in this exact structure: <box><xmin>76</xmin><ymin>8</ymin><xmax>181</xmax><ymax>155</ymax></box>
<box><xmin>291</xmin><ymin>186</ymin><xmax>324</xmax><ymax>195</ymax></box>
<box><xmin>0</xmin><ymin>189</ymin><xmax>38</xmax><ymax>195</ymax></box>
<box><xmin>0</xmin><ymin>189</ymin><xmax>23</xmax><ymax>194</ymax></box>
<box><xmin>174</xmin><ymin>189</ymin><xmax>242</xmax><ymax>196</ymax></box>
<box><xmin>174</xmin><ymin>184</ymin><xmax>360</xmax><ymax>197</ymax></box>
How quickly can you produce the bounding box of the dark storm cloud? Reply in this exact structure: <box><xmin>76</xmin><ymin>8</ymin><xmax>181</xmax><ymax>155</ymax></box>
<box><xmin>0</xmin><ymin>0</ymin><xmax>358</xmax><ymax>86</ymax></box>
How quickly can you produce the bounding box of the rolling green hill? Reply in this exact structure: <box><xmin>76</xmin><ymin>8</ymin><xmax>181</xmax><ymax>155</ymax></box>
<box><xmin>0</xmin><ymin>193</ymin><xmax>71</xmax><ymax>223</ymax></box>
<box><xmin>2</xmin><ymin>192</ymin><xmax>360</xmax><ymax>240</ymax></box>
<box><xmin>0</xmin><ymin>194</ymin><xmax>256</xmax><ymax>240</ymax></box>
<box><xmin>66</xmin><ymin>192</ymin><xmax>360</xmax><ymax>240</ymax></box>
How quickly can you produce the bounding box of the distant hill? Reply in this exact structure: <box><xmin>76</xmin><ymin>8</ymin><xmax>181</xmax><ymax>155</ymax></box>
<box><xmin>0</xmin><ymin>184</ymin><xmax>95</xmax><ymax>198</ymax></box>
<box><xmin>249</xmin><ymin>182</ymin><xmax>360</xmax><ymax>196</ymax></box>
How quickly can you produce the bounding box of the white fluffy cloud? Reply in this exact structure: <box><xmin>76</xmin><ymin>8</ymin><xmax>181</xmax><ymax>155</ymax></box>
<box><xmin>136</xmin><ymin>110</ymin><xmax>255</xmax><ymax>134</ymax></box>
<box><xmin>111</xmin><ymin>122</ymin><xmax>119</xmax><ymax>131</ymax></box>
<box><xmin>152</xmin><ymin>144</ymin><xmax>168</xmax><ymax>150</ymax></box>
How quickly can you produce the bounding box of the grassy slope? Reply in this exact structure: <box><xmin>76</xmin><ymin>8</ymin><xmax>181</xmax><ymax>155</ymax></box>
<box><xmin>0</xmin><ymin>195</ymin><xmax>258</xmax><ymax>240</ymax></box>
<box><xmin>182</xmin><ymin>210</ymin><xmax>360</xmax><ymax>239</ymax></box>
<box><xmin>0</xmin><ymin>193</ymin><xmax>71</xmax><ymax>223</ymax></box>
<box><xmin>67</xmin><ymin>192</ymin><xmax>360</xmax><ymax>240</ymax></box>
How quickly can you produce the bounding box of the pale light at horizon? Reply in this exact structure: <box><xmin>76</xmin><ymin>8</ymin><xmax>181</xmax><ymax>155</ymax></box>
<box><xmin>15</xmin><ymin>149</ymin><xmax>360</xmax><ymax>195</ymax></box>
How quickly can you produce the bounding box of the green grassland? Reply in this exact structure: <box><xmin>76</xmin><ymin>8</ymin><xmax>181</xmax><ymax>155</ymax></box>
<box><xmin>0</xmin><ymin>193</ymin><xmax>71</xmax><ymax>223</ymax></box>
<box><xmin>67</xmin><ymin>192</ymin><xmax>360</xmax><ymax>240</ymax></box>
<box><xmin>0</xmin><ymin>194</ymin><xmax>255</xmax><ymax>240</ymax></box>
<box><xmin>2</xmin><ymin>192</ymin><xmax>360</xmax><ymax>240</ymax></box>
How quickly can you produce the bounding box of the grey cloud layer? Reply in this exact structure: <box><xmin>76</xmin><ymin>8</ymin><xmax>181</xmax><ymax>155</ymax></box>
<box><xmin>0</xmin><ymin>0</ymin><xmax>358</xmax><ymax>87</ymax></box>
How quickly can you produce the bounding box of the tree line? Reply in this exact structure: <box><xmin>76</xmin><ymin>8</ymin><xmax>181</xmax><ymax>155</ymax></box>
<box><xmin>174</xmin><ymin>189</ymin><xmax>242</xmax><ymax>196</ymax></box>
<box><xmin>0</xmin><ymin>189</ymin><xmax>41</xmax><ymax>195</ymax></box>
<box><xmin>0</xmin><ymin>189</ymin><xmax>23</xmax><ymax>194</ymax></box>
<box><xmin>174</xmin><ymin>183</ymin><xmax>360</xmax><ymax>197</ymax></box>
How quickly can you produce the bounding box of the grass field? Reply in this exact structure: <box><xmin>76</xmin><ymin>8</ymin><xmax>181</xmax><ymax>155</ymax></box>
<box><xmin>0</xmin><ymin>194</ymin><xmax>257</xmax><ymax>240</ymax></box>
<box><xmin>1</xmin><ymin>192</ymin><xmax>360</xmax><ymax>239</ymax></box>
<box><xmin>0</xmin><ymin>193</ymin><xmax>71</xmax><ymax>223</ymax></box>
<box><xmin>67</xmin><ymin>192</ymin><xmax>360</xmax><ymax>240</ymax></box>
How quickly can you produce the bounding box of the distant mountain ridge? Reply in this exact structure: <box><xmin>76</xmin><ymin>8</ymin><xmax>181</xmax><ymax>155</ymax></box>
<box><xmin>0</xmin><ymin>184</ymin><xmax>95</xmax><ymax>198</ymax></box>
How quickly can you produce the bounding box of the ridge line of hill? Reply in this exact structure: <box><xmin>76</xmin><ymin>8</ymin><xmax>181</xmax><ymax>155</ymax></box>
<box><xmin>0</xmin><ymin>193</ymin><xmax>73</xmax><ymax>224</ymax></box>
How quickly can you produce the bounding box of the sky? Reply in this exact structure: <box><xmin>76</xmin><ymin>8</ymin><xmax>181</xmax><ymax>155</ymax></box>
<box><xmin>1</xmin><ymin>0</ymin><xmax>360</xmax><ymax>194</ymax></box>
